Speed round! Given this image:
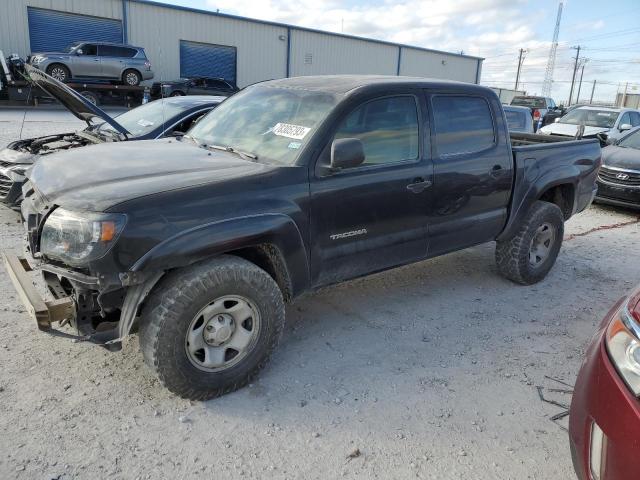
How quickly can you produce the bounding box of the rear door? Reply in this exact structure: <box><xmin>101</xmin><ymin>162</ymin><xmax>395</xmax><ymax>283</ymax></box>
<box><xmin>309</xmin><ymin>92</ymin><xmax>433</xmax><ymax>286</ymax></box>
<box><xmin>426</xmin><ymin>92</ymin><xmax>513</xmax><ymax>256</ymax></box>
<box><xmin>98</xmin><ymin>45</ymin><xmax>130</xmax><ymax>79</ymax></box>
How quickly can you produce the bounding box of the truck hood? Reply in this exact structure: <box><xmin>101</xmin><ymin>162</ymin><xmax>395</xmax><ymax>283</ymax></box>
<box><xmin>24</xmin><ymin>64</ymin><xmax>129</xmax><ymax>136</ymax></box>
<box><xmin>601</xmin><ymin>145</ymin><xmax>640</xmax><ymax>171</ymax></box>
<box><xmin>539</xmin><ymin>122</ymin><xmax>609</xmax><ymax>137</ymax></box>
<box><xmin>28</xmin><ymin>139</ymin><xmax>268</xmax><ymax>211</ymax></box>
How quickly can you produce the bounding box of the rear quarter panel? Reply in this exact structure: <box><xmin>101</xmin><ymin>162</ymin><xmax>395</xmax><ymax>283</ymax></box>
<box><xmin>498</xmin><ymin>138</ymin><xmax>601</xmax><ymax>240</ymax></box>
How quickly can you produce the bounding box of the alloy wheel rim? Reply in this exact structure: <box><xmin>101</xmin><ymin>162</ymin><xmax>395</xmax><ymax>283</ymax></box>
<box><xmin>529</xmin><ymin>222</ymin><xmax>556</xmax><ymax>267</ymax></box>
<box><xmin>50</xmin><ymin>68</ymin><xmax>66</xmax><ymax>81</ymax></box>
<box><xmin>126</xmin><ymin>73</ymin><xmax>138</xmax><ymax>85</ymax></box>
<box><xmin>185</xmin><ymin>295</ymin><xmax>261</xmax><ymax>372</ymax></box>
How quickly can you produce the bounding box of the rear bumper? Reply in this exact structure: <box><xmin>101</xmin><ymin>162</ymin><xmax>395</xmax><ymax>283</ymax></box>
<box><xmin>569</xmin><ymin>301</ymin><xmax>640</xmax><ymax>480</ymax></box>
<box><xmin>141</xmin><ymin>70</ymin><xmax>154</xmax><ymax>81</ymax></box>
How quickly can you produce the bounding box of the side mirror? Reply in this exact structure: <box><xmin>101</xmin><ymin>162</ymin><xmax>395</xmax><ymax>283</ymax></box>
<box><xmin>75</xmin><ymin>49</ymin><xmax>83</xmax><ymax>56</ymax></box>
<box><xmin>619</xmin><ymin>123</ymin><xmax>632</xmax><ymax>132</ymax></box>
<box><xmin>169</xmin><ymin>131</ymin><xmax>184</xmax><ymax>137</ymax></box>
<box><xmin>554</xmin><ymin>117</ymin><xmax>560</xmax><ymax>123</ymax></box>
<box><xmin>330</xmin><ymin>138</ymin><xmax>365</xmax><ymax>171</ymax></box>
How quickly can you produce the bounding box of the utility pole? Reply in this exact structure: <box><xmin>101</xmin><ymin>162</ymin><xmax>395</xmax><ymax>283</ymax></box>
<box><xmin>590</xmin><ymin>80</ymin><xmax>596</xmax><ymax>104</ymax></box>
<box><xmin>568</xmin><ymin>45</ymin><xmax>581</xmax><ymax>106</ymax></box>
<box><xmin>515</xmin><ymin>48</ymin><xmax>526</xmax><ymax>90</ymax></box>
<box><xmin>576</xmin><ymin>59</ymin><xmax>588</xmax><ymax>104</ymax></box>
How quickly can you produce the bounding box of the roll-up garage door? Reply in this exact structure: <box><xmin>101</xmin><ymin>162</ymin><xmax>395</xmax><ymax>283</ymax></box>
<box><xmin>27</xmin><ymin>7</ymin><xmax>123</xmax><ymax>53</ymax></box>
<box><xmin>180</xmin><ymin>40</ymin><xmax>237</xmax><ymax>84</ymax></box>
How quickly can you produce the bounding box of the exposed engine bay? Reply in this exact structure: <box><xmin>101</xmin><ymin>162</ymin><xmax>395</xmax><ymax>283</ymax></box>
<box><xmin>8</xmin><ymin>132</ymin><xmax>101</xmax><ymax>155</ymax></box>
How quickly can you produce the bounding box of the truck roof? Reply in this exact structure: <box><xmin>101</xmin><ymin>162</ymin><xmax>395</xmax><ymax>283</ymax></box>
<box><xmin>261</xmin><ymin>75</ymin><xmax>492</xmax><ymax>95</ymax></box>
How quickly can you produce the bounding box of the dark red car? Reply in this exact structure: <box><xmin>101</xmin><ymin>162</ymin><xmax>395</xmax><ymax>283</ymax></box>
<box><xmin>570</xmin><ymin>285</ymin><xmax>640</xmax><ymax>479</ymax></box>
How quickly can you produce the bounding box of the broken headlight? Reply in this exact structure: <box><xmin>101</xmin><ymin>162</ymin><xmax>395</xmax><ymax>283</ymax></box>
<box><xmin>40</xmin><ymin>208</ymin><xmax>126</xmax><ymax>266</ymax></box>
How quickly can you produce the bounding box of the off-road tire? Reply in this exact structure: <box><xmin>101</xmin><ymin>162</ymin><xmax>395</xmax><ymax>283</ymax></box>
<box><xmin>139</xmin><ymin>255</ymin><xmax>285</xmax><ymax>400</ymax></box>
<box><xmin>46</xmin><ymin>63</ymin><xmax>70</xmax><ymax>82</ymax></box>
<box><xmin>122</xmin><ymin>69</ymin><xmax>142</xmax><ymax>86</ymax></box>
<box><xmin>495</xmin><ymin>201</ymin><xmax>564</xmax><ymax>285</ymax></box>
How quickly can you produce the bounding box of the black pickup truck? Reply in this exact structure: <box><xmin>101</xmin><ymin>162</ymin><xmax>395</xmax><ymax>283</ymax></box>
<box><xmin>3</xmin><ymin>76</ymin><xmax>601</xmax><ymax>400</ymax></box>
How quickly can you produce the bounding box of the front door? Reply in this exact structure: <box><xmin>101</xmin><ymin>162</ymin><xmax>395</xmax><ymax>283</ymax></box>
<box><xmin>309</xmin><ymin>93</ymin><xmax>433</xmax><ymax>286</ymax></box>
<box><xmin>71</xmin><ymin>43</ymin><xmax>100</xmax><ymax>77</ymax></box>
<box><xmin>426</xmin><ymin>92</ymin><xmax>513</xmax><ymax>256</ymax></box>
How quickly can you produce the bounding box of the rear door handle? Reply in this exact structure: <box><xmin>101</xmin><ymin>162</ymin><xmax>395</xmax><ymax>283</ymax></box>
<box><xmin>406</xmin><ymin>178</ymin><xmax>432</xmax><ymax>193</ymax></box>
<box><xmin>490</xmin><ymin>165</ymin><xmax>506</xmax><ymax>178</ymax></box>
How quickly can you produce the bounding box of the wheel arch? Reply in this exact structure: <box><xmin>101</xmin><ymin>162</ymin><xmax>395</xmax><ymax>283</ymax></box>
<box><xmin>497</xmin><ymin>165</ymin><xmax>579</xmax><ymax>241</ymax></box>
<box><xmin>131</xmin><ymin>213</ymin><xmax>309</xmax><ymax>299</ymax></box>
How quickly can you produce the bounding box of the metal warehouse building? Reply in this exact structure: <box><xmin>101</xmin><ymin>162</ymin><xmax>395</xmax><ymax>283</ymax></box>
<box><xmin>0</xmin><ymin>0</ymin><xmax>483</xmax><ymax>88</ymax></box>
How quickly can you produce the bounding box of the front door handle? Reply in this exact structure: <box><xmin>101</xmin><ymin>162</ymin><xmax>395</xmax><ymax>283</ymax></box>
<box><xmin>406</xmin><ymin>178</ymin><xmax>432</xmax><ymax>194</ymax></box>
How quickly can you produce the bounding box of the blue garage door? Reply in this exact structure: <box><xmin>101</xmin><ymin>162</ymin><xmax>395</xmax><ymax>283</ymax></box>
<box><xmin>28</xmin><ymin>7</ymin><xmax>123</xmax><ymax>53</ymax></box>
<box><xmin>180</xmin><ymin>40</ymin><xmax>237</xmax><ymax>84</ymax></box>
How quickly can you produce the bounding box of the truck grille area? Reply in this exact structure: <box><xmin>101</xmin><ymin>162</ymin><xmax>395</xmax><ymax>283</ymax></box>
<box><xmin>598</xmin><ymin>166</ymin><xmax>640</xmax><ymax>187</ymax></box>
<box><xmin>0</xmin><ymin>173</ymin><xmax>13</xmax><ymax>198</ymax></box>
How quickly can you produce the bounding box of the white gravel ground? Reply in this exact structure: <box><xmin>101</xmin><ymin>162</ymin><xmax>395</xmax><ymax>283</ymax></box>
<box><xmin>1</xmin><ymin>110</ymin><xmax>639</xmax><ymax>480</ymax></box>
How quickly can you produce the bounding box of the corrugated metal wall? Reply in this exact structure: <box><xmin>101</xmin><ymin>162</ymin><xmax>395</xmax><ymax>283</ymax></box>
<box><xmin>289</xmin><ymin>30</ymin><xmax>398</xmax><ymax>77</ymax></box>
<box><xmin>0</xmin><ymin>0</ymin><xmax>122</xmax><ymax>57</ymax></box>
<box><xmin>0</xmin><ymin>0</ymin><xmax>483</xmax><ymax>88</ymax></box>
<box><xmin>399</xmin><ymin>47</ymin><xmax>478</xmax><ymax>83</ymax></box>
<box><xmin>126</xmin><ymin>1</ymin><xmax>288</xmax><ymax>87</ymax></box>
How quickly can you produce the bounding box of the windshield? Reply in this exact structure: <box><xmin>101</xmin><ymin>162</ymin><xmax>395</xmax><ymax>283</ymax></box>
<box><xmin>618</xmin><ymin>128</ymin><xmax>640</xmax><ymax>149</ymax></box>
<box><xmin>511</xmin><ymin>97</ymin><xmax>546</xmax><ymax>108</ymax></box>
<box><xmin>98</xmin><ymin>99</ymin><xmax>191</xmax><ymax>137</ymax></box>
<box><xmin>559</xmin><ymin>109</ymin><xmax>619</xmax><ymax>128</ymax></box>
<box><xmin>187</xmin><ymin>85</ymin><xmax>340</xmax><ymax>165</ymax></box>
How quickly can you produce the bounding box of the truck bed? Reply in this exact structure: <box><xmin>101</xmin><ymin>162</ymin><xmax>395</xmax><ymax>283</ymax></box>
<box><xmin>510</xmin><ymin>132</ymin><xmax>586</xmax><ymax>146</ymax></box>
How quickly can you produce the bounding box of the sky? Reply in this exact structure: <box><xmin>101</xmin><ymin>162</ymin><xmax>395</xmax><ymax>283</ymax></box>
<box><xmin>152</xmin><ymin>0</ymin><xmax>640</xmax><ymax>104</ymax></box>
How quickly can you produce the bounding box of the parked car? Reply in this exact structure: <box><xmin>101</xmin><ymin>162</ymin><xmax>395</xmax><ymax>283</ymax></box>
<box><xmin>510</xmin><ymin>95</ymin><xmax>558</xmax><ymax>131</ymax></box>
<box><xmin>151</xmin><ymin>77</ymin><xmax>238</xmax><ymax>98</ymax></box>
<box><xmin>569</xmin><ymin>284</ymin><xmax>640</xmax><ymax>480</ymax></box>
<box><xmin>28</xmin><ymin>41</ymin><xmax>154</xmax><ymax>86</ymax></box>
<box><xmin>539</xmin><ymin>106</ymin><xmax>640</xmax><ymax>143</ymax></box>
<box><xmin>3</xmin><ymin>76</ymin><xmax>601</xmax><ymax>400</ymax></box>
<box><xmin>594</xmin><ymin>126</ymin><xmax>640</xmax><ymax>209</ymax></box>
<box><xmin>503</xmin><ymin>105</ymin><xmax>534</xmax><ymax>133</ymax></box>
<box><xmin>0</xmin><ymin>65</ymin><xmax>222</xmax><ymax>208</ymax></box>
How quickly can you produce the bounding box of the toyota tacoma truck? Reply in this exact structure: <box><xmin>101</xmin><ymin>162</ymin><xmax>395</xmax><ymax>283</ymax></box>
<box><xmin>3</xmin><ymin>76</ymin><xmax>601</xmax><ymax>400</ymax></box>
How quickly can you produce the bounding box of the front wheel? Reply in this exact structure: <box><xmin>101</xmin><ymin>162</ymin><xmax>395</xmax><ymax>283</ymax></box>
<box><xmin>46</xmin><ymin>64</ymin><xmax>70</xmax><ymax>82</ymax></box>
<box><xmin>495</xmin><ymin>201</ymin><xmax>564</xmax><ymax>285</ymax></box>
<box><xmin>139</xmin><ymin>255</ymin><xmax>285</xmax><ymax>400</ymax></box>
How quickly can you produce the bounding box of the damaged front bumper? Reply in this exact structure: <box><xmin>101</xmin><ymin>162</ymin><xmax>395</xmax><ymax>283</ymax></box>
<box><xmin>1</xmin><ymin>252</ymin><xmax>160</xmax><ymax>350</ymax></box>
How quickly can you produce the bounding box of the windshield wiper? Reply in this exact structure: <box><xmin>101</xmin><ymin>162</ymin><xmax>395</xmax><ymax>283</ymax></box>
<box><xmin>202</xmin><ymin>143</ymin><xmax>258</xmax><ymax>161</ymax></box>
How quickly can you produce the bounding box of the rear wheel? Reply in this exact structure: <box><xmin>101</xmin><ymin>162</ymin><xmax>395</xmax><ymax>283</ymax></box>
<box><xmin>46</xmin><ymin>64</ymin><xmax>70</xmax><ymax>82</ymax></box>
<box><xmin>495</xmin><ymin>201</ymin><xmax>564</xmax><ymax>285</ymax></box>
<box><xmin>170</xmin><ymin>90</ymin><xmax>186</xmax><ymax>97</ymax></box>
<box><xmin>139</xmin><ymin>255</ymin><xmax>285</xmax><ymax>400</ymax></box>
<box><xmin>122</xmin><ymin>69</ymin><xmax>142</xmax><ymax>86</ymax></box>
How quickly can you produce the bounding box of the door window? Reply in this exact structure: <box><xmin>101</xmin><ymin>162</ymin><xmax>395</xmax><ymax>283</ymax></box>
<box><xmin>432</xmin><ymin>96</ymin><xmax>495</xmax><ymax>156</ymax></box>
<box><xmin>99</xmin><ymin>45</ymin><xmax>127</xmax><ymax>57</ymax></box>
<box><xmin>630</xmin><ymin>112</ymin><xmax>640</xmax><ymax>126</ymax></box>
<box><xmin>79</xmin><ymin>44</ymin><xmax>97</xmax><ymax>56</ymax></box>
<box><xmin>619</xmin><ymin>112</ymin><xmax>631</xmax><ymax>127</ymax></box>
<box><xmin>333</xmin><ymin>96</ymin><xmax>419</xmax><ymax>167</ymax></box>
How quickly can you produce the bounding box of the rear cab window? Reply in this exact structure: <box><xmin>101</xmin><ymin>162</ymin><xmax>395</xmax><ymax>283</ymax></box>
<box><xmin>431</xmin><ymin>95</ymin><xmax>495</xmax><ymax>156</ymax></box>
<box><xmin>510</xmin><ymin>96</ymin><xmax>546</xmax><ymax>109</ymax></box>
<box><xmin>504</xmin><ymin>110</ymin><xmax>526</xmax><ymax>131</ymax></box>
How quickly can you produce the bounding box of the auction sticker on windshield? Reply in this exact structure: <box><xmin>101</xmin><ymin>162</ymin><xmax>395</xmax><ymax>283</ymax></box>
<box><xmin>272</xmin><ymin>123</ymin><xmax>310</xmax><ymax>140</ymax></box>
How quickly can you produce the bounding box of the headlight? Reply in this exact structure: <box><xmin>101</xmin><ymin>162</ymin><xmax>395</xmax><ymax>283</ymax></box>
<box><xmin>606</xmin><ymin>295</ymin><xmax>640</xmax><ymax>396</ymax></box>
<box><xmin>30</xmin><ymin>56</ymin><xmax>44</xmax><ymax>64</ymax></box>
<box><xmin>40</xmin><ymin>208</ymin><xmax>126</xmax><ymax>266</ymax></box>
